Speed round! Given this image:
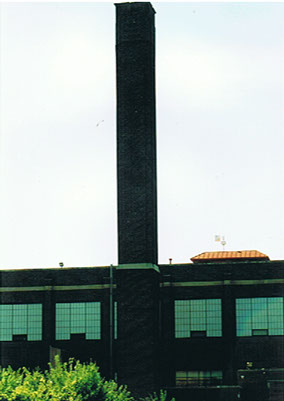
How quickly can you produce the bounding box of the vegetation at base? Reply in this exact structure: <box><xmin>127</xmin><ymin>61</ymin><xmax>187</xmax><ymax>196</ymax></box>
<box><xmin>0</xmin><ymin>357</ymin><xmax>173</xmax><ymax>401</ymax></box>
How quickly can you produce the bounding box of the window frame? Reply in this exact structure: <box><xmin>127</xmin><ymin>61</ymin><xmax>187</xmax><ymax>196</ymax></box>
<box><xmin>55</xmin><ymin>301</ymin><xmax>101</xmax><ymax>341</ymax></box>
<box><xmin>175</xmin><ymin>299</ymin><xmax>222</xmax><ymax>338</ymax></box>
<box><xmin>0</xmin><ymin>303</ymin><xmax>42</xmax><ymax>342</ymax></box>
<box><xmin>236</xmin><ymin>297</ymin><xmax>284</xmax><ymax>337</ymax></box>
<box><xmin>176</xmin><ymin>370</ymin><xmax>223</xmax><ymax>387</ymax></box>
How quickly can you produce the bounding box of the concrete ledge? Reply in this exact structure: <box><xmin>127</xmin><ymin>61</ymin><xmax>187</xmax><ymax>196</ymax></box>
<box><xmin>161</xmin><ymin>278</ymin><xmax>284</xmax><ymax>287</ymax></box>
<box><xmin>117</xmin><ymin>263</ymin><xmax>160</xmax><ymax>273</ymax></box>
<box><xmin>0</xmin><ymin>284</ymin><xmax>117</xmax><ymax>292</ymax></box>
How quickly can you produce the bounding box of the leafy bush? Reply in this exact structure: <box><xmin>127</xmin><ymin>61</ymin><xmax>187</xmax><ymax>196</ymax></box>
<box><xmin>0</xmin><ymin>357</ymin><xmax>133</xmax><ymax>401</ymax></box>
<box><xmin>142</xmin><ymin>390</ymin><xmax>173</xmax><ymax>401</ymax></box>
<box><xmin>0</xmin><ymin>358</ymin><xmax>173</xmax><ymax>401</ymax></box>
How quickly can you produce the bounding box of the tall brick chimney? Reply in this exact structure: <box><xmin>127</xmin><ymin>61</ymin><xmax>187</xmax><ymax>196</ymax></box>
<box><xmin>115</xmin><ymin>3</ymin><xmax>160</xmax><ymax>396</ymax></box>
<box><xmin>116</xmin><ymin>2</ymin><xmax>157</xmax><ymax>265</ymax></box>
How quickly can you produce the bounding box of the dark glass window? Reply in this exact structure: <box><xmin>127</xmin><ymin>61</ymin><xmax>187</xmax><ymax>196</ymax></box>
<box><xmin>70</xmin><ymin>333</ymin><xmax>86</xmax><ymax>341</ymax></box>
<box><xmin>191</xmin><ymin>330</ymin><xmax>206</xmax><ymax>337</ymax></box>
<box><xmin>252</xmin><ymin>329</ymin><xmax>268</xmax><ymax>336</ymax></box>
<box><xmin>13</xmin><ymin>334</ymin><xmax>27</xmax><ymax>342</ymax></box>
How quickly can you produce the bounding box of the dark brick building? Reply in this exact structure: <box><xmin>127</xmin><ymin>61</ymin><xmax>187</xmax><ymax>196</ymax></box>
<box><xmin>1</xmin><ymin>255</ymin><xmax>283</xmax><ymax>400</ymax></box>
<box><xmin>1</xmin><ymin>3</ymin><xmax>283</xmax><ymax>401</ymax></box>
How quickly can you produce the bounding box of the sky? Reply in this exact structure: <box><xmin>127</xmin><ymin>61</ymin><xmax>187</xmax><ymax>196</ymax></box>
<box><xmin>0</xmin><ymin>1</ymin><xmax>283</xmax><ymax>269</ymax></box>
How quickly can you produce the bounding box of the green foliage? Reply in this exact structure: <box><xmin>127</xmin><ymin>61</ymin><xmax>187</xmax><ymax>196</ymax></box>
<box><xmin>0</xmin><ymin>357</ymin><xmax>133</xmax><ymax>401</ymax></box>
<box><xmin>141</xmin><ymin>391</ymin><xmax>174</xmax><ymax>401</ymax></box>
<box><xmin>0</xmin><ymin>358</ymin><xmax>173</xmax><ymax>401</ymax></box>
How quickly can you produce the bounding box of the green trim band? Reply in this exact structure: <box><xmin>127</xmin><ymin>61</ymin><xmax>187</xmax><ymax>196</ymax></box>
<box><xmin>117</xmin><ymin>263</ymin><xmax>160</xmax><ymax>273</ymax></box>
<box><xmin>161</xmin><ymin>279</ymin><xmax>284</xmax><ymax>287</ymax></box>
<box><xmin>0</xmin><ymin>278</ymin><xmax>282</xmax><ymax>293</ymax></box>
<box><xmin>0</xmin><ymin>284</ymin><xmax>117</xmax><ymax>293</ymax></box>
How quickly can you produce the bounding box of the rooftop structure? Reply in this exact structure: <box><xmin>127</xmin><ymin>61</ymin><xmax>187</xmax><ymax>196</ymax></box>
<box><xmin>191</xmin><ymin>250</ymin><xmax>270</xmax><ymax>263</ymax></box>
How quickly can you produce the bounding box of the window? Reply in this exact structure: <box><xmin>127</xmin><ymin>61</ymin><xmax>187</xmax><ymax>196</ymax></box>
<box><xmin>56</xmin><ymin>302</ymin><xmax>101</xmax><ymax>340</ymax></box>
<box><xmin>236</xmin><ymin>297</ymin><xmax>283</xmax><ymax>336</ymax></box>
<box><xmin>176</xmin><ymin>371</ymin><xmax>223</xmax><ymax>387</ymax></box>
<box><xmin>0</xmin><ymin>304</ymin><xmax>42</xmax><ymax>341</ymax></box>
<box><xmin>175</xmin><ymin>299</ymin><xmax>222</xmax><ymax>338</ymax></box>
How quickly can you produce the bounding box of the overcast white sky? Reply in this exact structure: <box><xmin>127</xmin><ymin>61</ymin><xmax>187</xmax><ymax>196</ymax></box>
<box><xmin>0</xmin><ymin>2</ymin><xmax>283</xmax><ymax>269</ymax></box>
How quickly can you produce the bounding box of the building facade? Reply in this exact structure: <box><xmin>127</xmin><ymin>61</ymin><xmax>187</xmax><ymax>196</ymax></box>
<box><xmin>1</xmin><ymin>254</ymin><xmax>283</xmax><ymax>400</ymax></box>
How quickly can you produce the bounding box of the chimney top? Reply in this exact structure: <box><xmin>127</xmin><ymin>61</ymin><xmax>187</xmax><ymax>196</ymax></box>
<box><xmin>115</xmin><ymin>2</ymin><xmax>156</xmax><ymax>14</ymax></box>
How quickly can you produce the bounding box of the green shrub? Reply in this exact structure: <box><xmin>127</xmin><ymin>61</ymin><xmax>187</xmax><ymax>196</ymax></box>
<box><xmin>0</xmin><ymin>357</ymin><xmax>132</xmax><ymax>401</ymax></box>
<box><xmin>141</xmin><ymin>390</ymin><xmax>174</xmax><ymax>401</ymax></box>
<box><xmin>0</xmin><ymin>359</ymin><xmax>173</xmax><ymax>401</ymax></box>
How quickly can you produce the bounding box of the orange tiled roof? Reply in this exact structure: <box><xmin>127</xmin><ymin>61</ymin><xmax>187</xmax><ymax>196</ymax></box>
<box><xmin>191</xmin><ymin>250</ymin><xmax>269</xmax><ymax>263</ymax></box>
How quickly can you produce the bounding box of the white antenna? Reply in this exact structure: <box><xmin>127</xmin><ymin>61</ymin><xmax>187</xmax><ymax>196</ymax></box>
<box><xmin>215</xmin><ymin>235</ymin><xmax>227</xmax><ymax>250</ymax></box>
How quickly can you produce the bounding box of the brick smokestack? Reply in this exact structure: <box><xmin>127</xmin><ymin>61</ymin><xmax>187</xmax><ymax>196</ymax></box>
<box><xmin>116</xmin><ymin>2</ymin><xmax>157</xmax><ymax>265</ymax></box>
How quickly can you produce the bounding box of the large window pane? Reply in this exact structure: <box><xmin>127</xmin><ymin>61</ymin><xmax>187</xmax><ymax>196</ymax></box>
<box><xmin>0</xmin><ymin>304</ymin><xmax>42</xmax><ymax>341</ymax></box>
<box><xmin>236</xmin><ymin>298</ymin><xmax>284</xmax><ymax>336</ymax></box>
<box><xmin>175</xmin><ymin>299</ymin><xmax>222</xmax><ymax>338</ymax></box>
<box><xmin>56</xmin><ymin>302</ymin><xmax>101</xmax><ymax>340</ymax></box>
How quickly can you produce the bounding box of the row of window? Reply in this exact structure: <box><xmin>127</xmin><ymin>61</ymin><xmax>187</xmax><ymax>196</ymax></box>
<box><xmin>0</xmin><ymin>297</ymin><xmax>283</xmax><ymax>342</ymax></box>
<box><xmin>176</xmin><ymin>370</ymin><xmax>223</xmax><ymax>387</ymax></box>
<box><xmin>175</xmin><ymin>297</ymin><xmax>284</xmax><ymax>338</ymax></box>
<box><xmin>0</xmin><ymin>302</ymin><xmax>101</xmax><ymax>342</ymax></box>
